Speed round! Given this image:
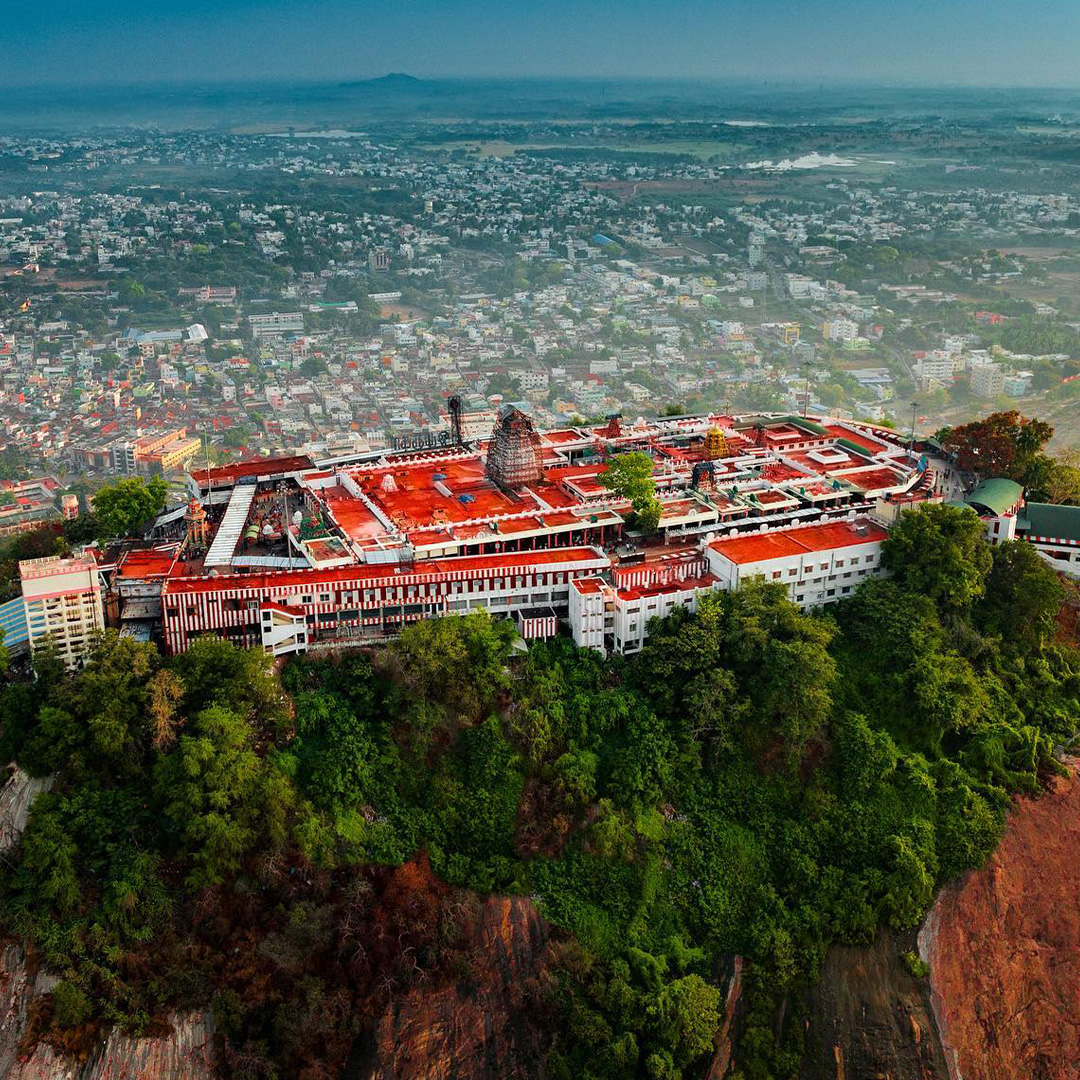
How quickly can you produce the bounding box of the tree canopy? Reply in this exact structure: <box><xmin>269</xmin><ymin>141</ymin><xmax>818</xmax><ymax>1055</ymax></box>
<box><xmin>0</xmin><ymin>515</ymin><xmax>1077</xmax><ymax>1079</ymax></box>
<box><xmin>601</xmin><ymin>451</ymin><xmax>663</xmax><ymax>533</ymax></box>
<box><xmin>881</xmin><ymin>502</ymin><xmax>993</xmax><ymax>611</ymax></box>
<box><xmin>91</xmin><ymin>475</ymin><xmax>169</xmax><ymax>541</ymax></box>
<box><xmin>942</xmin><ymin>410</ymin><xmax>1054</xmax><ymax>495</ymax></box>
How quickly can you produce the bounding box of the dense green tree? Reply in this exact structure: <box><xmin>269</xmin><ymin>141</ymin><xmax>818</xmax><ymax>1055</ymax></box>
<box><xmin>389</xmin><ymin>610</ymin><xmax>516</xmax><ymax>718</ymax></box>
<box><xmin>169</xmin><ymin>635</ymin><xmax>287</xmax><ymax>732</ymax></box>
<box><xmin>601</xmin><ymin>451</ymin><xmax>663</xmax><ymax>533</ymax></box>
<box><xmin>91</xmin><ymin>475</ymin><xmax>168</xmax><ymax>540</ymax></box>
<box><xmin>977</xmin><ymin>540</ymin><xmax>1066</xmax><ymax>648</ymax></box>
<box><xmin>155</xmin><ymin>704</ymin><xmax>294</xmax><ymax>887</ymax></box>
<box><xmin>881</xmin><ymin>503</ymin><xmax>993</xmax><ymax>611</ymax></box>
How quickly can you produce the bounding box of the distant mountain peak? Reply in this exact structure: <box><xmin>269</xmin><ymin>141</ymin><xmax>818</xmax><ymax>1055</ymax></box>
<box><xmin>339</xmin><ymin>72</ymin><xmax>434</xmax><ymax>92</ymax></box>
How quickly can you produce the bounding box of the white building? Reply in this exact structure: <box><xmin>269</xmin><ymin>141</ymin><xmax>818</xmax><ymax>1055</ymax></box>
<box><xmin>249</xmin><ymin>312</ymin><xmax>304</xmax><ymax>339</ymax></box>
<box><xmin>822</xmin><ymin>319</ymin><xmax>859</xmax><ymax>343</ymax></box>
<box><xmin>570</xmin><ymin>517</ymin><xmax>890</xmax><ymax>654</ymax></box>
<box><xmin>704</xmin><ymin>517</ymin><xmax>889</xmax><ymax>610</ymax></box>
<box><xmin>569</xmin><ymin>573</ymin><xmax>716</xmax><ymax>655</ymax></box>
<box><xmin>20</xmin><ymin>554</ymin><xmax>105</xmax><ymax>670</ymax></box>
<box><xmin>914</xmin><ymin>351</ymin><xmax>960</xmax><ymax>381</ymax></box>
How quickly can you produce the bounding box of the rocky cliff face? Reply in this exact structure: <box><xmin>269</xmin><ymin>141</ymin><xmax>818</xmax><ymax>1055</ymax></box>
<box><xmin>799</xmin><ymin>762</ymin><xmax>1080</xmax><ymax>1080</ymax></box>
<box><xmin>799</xmin><ymin>928</ymin><xmax>950</xmax><ymax>1080</ymax></box>
<box><xmin>347</xmin><ymin>894</ymin><xmax>549</xmax><ymax>1080</ymax></box>
<box><xmin>0</xmin><ymin>766</ymin><xmax>216</xmax><ymax>1080</ymax></box>
<box><xmin>0</xmin><ymin>956</ymin><xmax>216</xmax><ymax>1080</ymax></box>
<box><xmin>919</xmin><ymin>762</ymin><xmax>1080</xmax><ymax>1080</ymax></box>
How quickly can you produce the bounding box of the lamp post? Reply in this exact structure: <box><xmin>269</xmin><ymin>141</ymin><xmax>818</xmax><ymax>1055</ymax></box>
<box><xmin>908</xmin><ymin>401</ymin><xmax>920</xmax><ymax>452</ymax></box>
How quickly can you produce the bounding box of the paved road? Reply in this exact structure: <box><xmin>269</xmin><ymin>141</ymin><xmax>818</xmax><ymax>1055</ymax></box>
<box><xmin>925</xmin><ymin>456</ymin><xmax>968</xmax><ymax>501</ymax></box>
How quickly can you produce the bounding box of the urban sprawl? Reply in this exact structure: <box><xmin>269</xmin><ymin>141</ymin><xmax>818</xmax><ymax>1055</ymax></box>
<box><xmin>2</xmin><ymin>121</ymin><xmax>1080</xmax><ymax>664</ymax></box>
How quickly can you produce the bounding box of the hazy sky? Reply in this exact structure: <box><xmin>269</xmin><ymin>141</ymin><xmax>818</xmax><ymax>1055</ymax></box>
<box><xmin>6</xmin><ymin>0</ymin><xmax>1080</xmax><ymax>87</ymax></box>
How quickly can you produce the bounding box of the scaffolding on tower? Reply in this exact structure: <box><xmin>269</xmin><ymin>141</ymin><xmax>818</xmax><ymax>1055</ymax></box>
<box><xmin>448</xmin><ymin>394</ymin><xmax>464</xmax><ymax>446</ymax></box>
<box><xmin>485</xmin><ymin>405</ymin><xmax>545</xmax><ymax>491</ymax></box>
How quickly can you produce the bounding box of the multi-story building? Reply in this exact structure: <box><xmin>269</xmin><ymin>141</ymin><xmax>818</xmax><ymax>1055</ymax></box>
<box><xmin>163</xmin><ymin>547</ymin><xmax>609</xmax><ymax>656</ymax></box>
<box><xmin>970</xmin><ymin>362</ymin><xmax>1006</xmax><ymax>398</ymax></box>
<box><xmin>569</xmin><ymin>518</ymin><xmax>889</xmax><ymax>654</ymax></box>
<box><xmin>249</xmin><ymin>312</ymin><xmax>304</xmax><ymax>339</ymax></box>
<box><xmin>179</xmin><ymin>285</ymin><xmax>237</xmax><ymax>304</ymax></box>
<box><xmin>20</xmin><ymin>554</ymin><xmax>105</xmax><ymax>669</ymax></box>
<box><xmin>99</xmin><ymin>429</ymin><xmax>201</xmax><ymax>476</ymax></box>
<box><xmin>135</xmin><ymin>431</ymin><xmax>202</xmax><ymax>475</ymax></box>
<box><xmin>569</xmin><ymin>548</ymin><xmax>717</xmax><ymax>654</ymax></box>
<box><xmin>704</xmin><ymin>518</ymin><xmax>888</xmax><ymax>608</ymax></box>
<box><xmin>913</xmin><ymin>352</ymin><xmax>956</xmax><ymax>382</ymax></box>
<box><xmin>822</xmin><ymin>319</ymin><xmax>859</xmax><ymax>343</ymax></box>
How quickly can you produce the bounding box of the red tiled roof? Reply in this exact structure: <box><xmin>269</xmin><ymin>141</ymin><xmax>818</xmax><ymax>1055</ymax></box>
<box><xmin>196</xmin><ymin>454</ymin><xmax>314</xmax><ymax>487</ymax></box>
<box><xmin>117</xmin><ymin>549</ymin><xmax>178</xmax><ymax>578</ymax></box>
<box><xmin>708</xmin><ymin>520</ymin><xmax>887</xmax><ymax>565</ymax></box>
<box><xmin>617</xmin><ymin>573</ymin><xmax>718</xmax><ymax>601</ymax></box>
<box><xmin>163</xmin><ymin>546</ymin><xmax>609</xmax><ymax>596</ymax></box>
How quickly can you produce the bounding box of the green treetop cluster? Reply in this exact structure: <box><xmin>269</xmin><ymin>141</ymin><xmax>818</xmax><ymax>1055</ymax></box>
<box><xmin>0</xmin><ymin>504</ymin><xmax>1077</xmax><ymax>1079</ymax></box>
<box><xmin>600</xmin><ymin>451</ymin><xmax>663</xmax><ymax>534</ymax></box>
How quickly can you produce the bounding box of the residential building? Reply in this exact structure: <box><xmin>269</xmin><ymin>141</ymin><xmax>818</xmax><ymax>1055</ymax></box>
<box><xmin>249</xmin><ymin>312</ymin><xmax>304</xmax><ymax>339</ymax></box>
<box><xmin>970</xmin><ymin>363</ymin><xmax>1006</xmax><ymax>398</ymax></box>
<box><xmin>20</xmin><ymin>554</ymin><xmax>105</xmax><ymax>669</ymax></box>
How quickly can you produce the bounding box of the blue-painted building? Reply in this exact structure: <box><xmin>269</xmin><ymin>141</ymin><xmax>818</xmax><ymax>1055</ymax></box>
<box><xmin>0</xmin><ymin>596</ymin><xmax>29</xmax><ymax>655</ymax></box>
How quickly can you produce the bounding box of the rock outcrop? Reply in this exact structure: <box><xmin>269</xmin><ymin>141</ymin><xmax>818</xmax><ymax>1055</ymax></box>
<box><xmin>348</xmin><ymin>894</ymin><xmax>549</xmax><ymax>1080</ymax></box>
<box><xmin>799</xmin><ymin>928</ymin><xmax>950</xmax><ymax>1080</ymax></box>
<box><xmin>0</xmin><ymin>764</ymin><xmax>215</xmax><ymax>1080</ymax></box>
<box><xmin>706</xmin><ymin>956</ymin><xmax>743</xmax><ymax>1080</ymax></box>
<box><xmin>0</xmin><ymin>766</ymin><xmax>51</xmax><ymax>855</ymax></box>
<box><xmin>0</xmin><ymin>942</ymin><xmax>216</xmax><ymax>1080</ymax></box>
<box><xmin>919</xmin><ymin>763</ymin><xmax>1080</xmax><ymax>1080</ymax></box>
<box><xmin>799</xmin><ymin>761</ymin><xmax>1080</xmax><ymax>1080</ymax></box>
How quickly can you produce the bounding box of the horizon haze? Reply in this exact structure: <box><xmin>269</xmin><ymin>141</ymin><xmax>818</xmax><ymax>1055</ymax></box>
<box><xmin>6</xmin><ymin>0</ymin><xmax>1080</xmax><ymax>89</ymax></box>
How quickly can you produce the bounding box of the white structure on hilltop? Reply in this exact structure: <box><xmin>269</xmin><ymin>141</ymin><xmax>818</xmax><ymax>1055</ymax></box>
<box><xmin>569</xmin><ymin>517</ymin><xmax>890</xmax><ymax>654</ymax></box>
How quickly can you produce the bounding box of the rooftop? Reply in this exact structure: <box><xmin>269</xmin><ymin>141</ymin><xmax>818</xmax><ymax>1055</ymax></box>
<box><xmin>116</xmin><ymin>548</ymin><xmax>178</xmax><ymax>579</ymax></box>
<box><xmin>708</xmin><ymin>519</ymin><xmax>888</xmax><ymax>566</ymax></box>
<box><xmin>164</xmin><ymin>545</ymin><xmax>609</xmax><ymax>595</ymax></box>
<box><xmin>1022</xmin><ymin>502</ymin><xmax>1080</xmax><ymax>544</ymax></box>
<box><xmin>967</xmin><ymin>477</ymin><xmax>1024</xmax><ymax>517</ymax></box>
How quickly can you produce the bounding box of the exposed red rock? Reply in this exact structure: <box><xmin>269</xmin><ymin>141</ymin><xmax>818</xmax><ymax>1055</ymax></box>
<box><xmin>349</xmin><ymin>894</ymin><xmax>549</xmax><ymax>1080</ymax></box>
<box><xmin>706</xmin><ymin>956</ymin><xmax>743</xmax><ymax>1080</ymax></box>
<box><xmin>920</xmin><ymin>761</ymin><xmax>1080</xmax><ymax>1080</ymax></box>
